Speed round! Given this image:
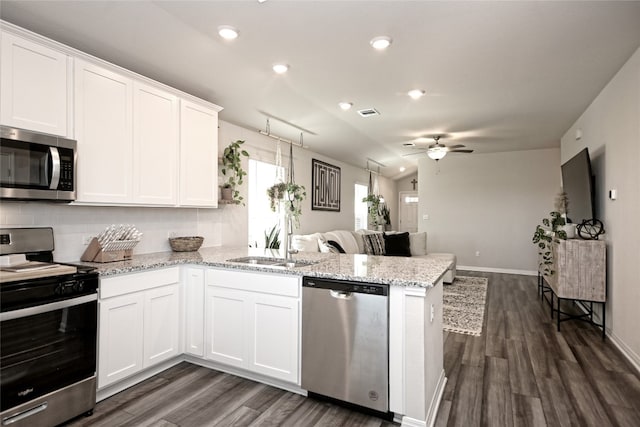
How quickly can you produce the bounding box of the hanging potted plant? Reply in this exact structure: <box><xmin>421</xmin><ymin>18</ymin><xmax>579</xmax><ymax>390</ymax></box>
<box><xmin>362</xmin><ymin>194</ymin><xmax>381</xmax><ymax>228</ymax></box>
<box><xmin>221</xmin><ymin>140</ymin><xmax>249</xmax><ymax>204</ymax></box>
<box><xmin>379</xmin><ymin>204</ymin><xmax>392</xmax><ymax>231</ymax></box>
<box><xmin>267</xmin><ymin>182</ymin><xmax>307</xmax><ymax>228</ymax></box>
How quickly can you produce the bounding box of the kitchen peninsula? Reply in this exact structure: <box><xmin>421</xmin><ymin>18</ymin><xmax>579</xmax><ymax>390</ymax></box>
<box><xmin>84</xmin><ymin>247</ymin><xmax>450</xmax><ymax>427</ymax></box>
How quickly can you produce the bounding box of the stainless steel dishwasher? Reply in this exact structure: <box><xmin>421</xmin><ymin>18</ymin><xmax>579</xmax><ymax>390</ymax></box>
<box><xmin>301</xmin><ymin>277</ymin><xmax>389</xmax><ymax>413</ymax></box>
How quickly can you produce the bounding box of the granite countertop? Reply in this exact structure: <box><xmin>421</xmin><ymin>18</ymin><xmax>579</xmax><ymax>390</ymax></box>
<box><xmin>76</xmin><ymin>246</ymin><xmax>452</xmax><ymax>288</ymax></box>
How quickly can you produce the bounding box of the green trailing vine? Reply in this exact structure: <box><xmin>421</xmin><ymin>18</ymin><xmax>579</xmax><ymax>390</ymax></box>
<box><xmin>532</xmin><ymin>211</ymin><xmax>567</xmax><ymax>276</ymax></box>
<box><xmin>267</xmin><ymin>182</ymin><xmax>307</xmax><ymax>228</ymax></box>
<box><xmin>221</xmin><ymin>140</ymin><xmax>249</xmax><ymax>205</ymax></box>
<box><xmin>362</xmin><ymin>194</ymin><xmax>382</xmax><ymax>226</ymax></box>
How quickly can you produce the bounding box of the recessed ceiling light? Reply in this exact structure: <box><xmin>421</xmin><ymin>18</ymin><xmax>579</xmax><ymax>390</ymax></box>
<box><xmin>339</xmin><ymin>102</ymin><xmax>353</xmax><ymax>111</ymax></box>
<box><xmin>408</xmin><ymin>89</ymin><xmax>426</xmax><ymax>100</ymax></box>
<box><xmin>258</xmin><ymin>0</ymin><xmax>267</xmax><ymax>2</ymax></box>
<box><xmin>272</xmin><ymin>63</ymin><xmax>289</xmax><ymax>74</ymax></box>
<box><xmin>370</xmin><ymin>36</ymin><xmax>392</xmax><ymax>50</ymax></box>
<box><xmin>218</xmin><ymin>25</ymin><xmax>239</xmax><ymax>40</ymax></box>
<box><xmin>399</xmin><ymin>166</ymin><xmax>406</xmax><ymax>172</ymax></box>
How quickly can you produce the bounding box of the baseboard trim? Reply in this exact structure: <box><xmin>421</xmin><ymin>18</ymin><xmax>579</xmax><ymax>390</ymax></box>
<box><xmin>458</xmin><ymin>265</ymin><xmax>537</xmax><ymax>276</ymax></box>
<box><xmin>426</xmin><ymin>371</ymin><xmax>447</xmax><ymax>427</ymax></box>
<box><xmin>401</xmin><ymin>416</ymin><xmax>426</xmax><ymax>427</ymax></box>
<box><xmin>607</xmin><ymin>330</ymin><xmax>640</xmax><ymax>375</ymax></box>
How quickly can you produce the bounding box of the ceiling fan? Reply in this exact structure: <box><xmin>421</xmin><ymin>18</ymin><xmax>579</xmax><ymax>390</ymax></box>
<box><xmin>403</xmin><ymin>135</ymin><xmax>473</xmax><ymax>161</ymax></box>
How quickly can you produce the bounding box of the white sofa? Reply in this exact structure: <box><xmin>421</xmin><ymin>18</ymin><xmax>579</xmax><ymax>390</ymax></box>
<box><xmin>291</xmin><ymin>230</ymin><xmax>456</xmax><ymax>284</ymax></box>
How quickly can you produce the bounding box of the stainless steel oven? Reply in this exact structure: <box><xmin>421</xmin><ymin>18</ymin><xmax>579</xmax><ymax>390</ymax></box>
<box><xmin>0</xmin><ymin>228</ymin><xmax>97</xmax><ymax>427</ymax></box>
<box><xmin>0</xmin><ymin>127</ymin><xmax>76</xmax><ymax>202</ymax></box>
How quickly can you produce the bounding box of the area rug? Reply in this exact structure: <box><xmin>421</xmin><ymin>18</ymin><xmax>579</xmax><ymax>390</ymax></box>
<box><xmin>443</xmin><ymin>276</ymin><xmax>488</xmax><ymax>336</ymax></box>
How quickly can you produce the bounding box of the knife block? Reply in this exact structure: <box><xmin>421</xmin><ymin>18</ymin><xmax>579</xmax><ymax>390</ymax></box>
<box><xmin>81</xmin><ymin>237</ymin><xmax>135</xmax><ymax>263</ymax></box>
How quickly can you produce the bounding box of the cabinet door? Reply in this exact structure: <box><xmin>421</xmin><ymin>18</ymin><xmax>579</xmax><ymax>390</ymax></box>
<box><xmin>143</xmin><ymin>284</ymin><xmax>180</xmax><ymax>368</ymax></box>
<box><xmin>179</xmin><ymin>100</ymin><xmax>218</xmax><ymax>207</ymax></box>
<box><xmin>133</xmin><ymin>82</ymin><xmax>179</xmax><ymax>205</ymax></box>
<box><xmin>98</xmin><ymin>292</ymin><xmax>144</xmax><ymax>388</ymax></box>
<box><xmin>75</xmin><ymin>59</ymin><xmax>133</xmax><ymax>203</ymax></box>
<box><xmin>184</xmin><ymin>268</ymin><xmax>205</xmax><ymax>357</ymax></box>
<box><xmin>205</xmin><ymin>286</ymin><xmax>246</xmax><ymax>367</ymax></box>
<box><xmin>0</xmin><ymin>31</ymin><xmax>69</xmax><ymax>136</ymax></box>
<box><xmin>249</xmin><ymin>294</ymin><xmax>300</xmax><ymax>384</ymax></box>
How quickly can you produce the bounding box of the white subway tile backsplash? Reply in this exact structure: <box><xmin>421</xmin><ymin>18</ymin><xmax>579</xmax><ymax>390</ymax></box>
<box><xmin>0</xmin><ymin>202</ymin><xmax>225</xmax><ymax>262</ymax></box>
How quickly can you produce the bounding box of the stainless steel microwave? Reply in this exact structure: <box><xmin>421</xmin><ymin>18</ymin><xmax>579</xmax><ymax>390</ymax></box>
<box><xmin>0</xmin><ymin>126</ymin><xmax>76</xmax><ymax>202</ymax></box>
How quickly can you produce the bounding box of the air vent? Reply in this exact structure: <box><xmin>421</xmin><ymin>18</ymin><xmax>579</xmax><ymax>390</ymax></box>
<box><xmin>357</xmin><ymin>108</ymin><xmax>380</xmax><ymax>117</ymax></box>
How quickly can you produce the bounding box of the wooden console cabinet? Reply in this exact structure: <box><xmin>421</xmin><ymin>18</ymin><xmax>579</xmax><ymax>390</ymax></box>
<box><xmin>539</xmin><ymin>239</ymin><xmax>606</xmax><ymax>338</ymax></box>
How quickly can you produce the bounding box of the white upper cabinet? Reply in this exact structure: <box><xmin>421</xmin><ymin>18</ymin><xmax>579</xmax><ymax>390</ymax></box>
<box><xmin>74</xmin><ymin>59</ymin><xmax>133</xmax><ymax>203</ymax></box>
<box><xmin>179</xmin><ymin>100</ymin><xmax>219</xmax><ymax>207</ymax></box>
<box><xmin>0</xmin><ymin>31</ymin><xmax>70</xmax><ymax>137</ymax></box>
<box><xmin>133</xmin><ymin>82</ymin><xmax>179</xmax><ymax>205</ymax></box>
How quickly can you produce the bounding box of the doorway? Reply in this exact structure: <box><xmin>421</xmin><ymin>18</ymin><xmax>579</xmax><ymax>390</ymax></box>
<box><xmin>398</xmin><ymin>191</ymin><xmax>418</xmax><ymax>232</ymax></box>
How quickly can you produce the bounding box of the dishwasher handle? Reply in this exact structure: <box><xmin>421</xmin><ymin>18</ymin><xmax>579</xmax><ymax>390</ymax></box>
<box><xmin>329</xmin><ymin>290</ymin><xmax>352</xmax><ymax>299</ymax></box>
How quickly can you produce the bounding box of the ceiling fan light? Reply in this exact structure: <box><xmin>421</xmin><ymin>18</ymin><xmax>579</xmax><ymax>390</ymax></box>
<box><xmin>408</xmin><ymin>89</ymin><xmax>425</xmax><ymax>100</ymax></box>
<box><xmin>272</xmin><ymin>63</ymin><xmax>289</xmax><ymax>74</ymax></box>
<box><xmin>218</xmin><ymin>25</ymin><xmax>239</xmax><ymax>40</ymax></box>
<box><xmin>427</xmin><ymin>148</ymin><xmax>447</xmax><ymax>160</ymax></box>
<box><xmin>370</xmin><ymin>36</ymin><xmax>392</xmax><ymax>50</ymax></box>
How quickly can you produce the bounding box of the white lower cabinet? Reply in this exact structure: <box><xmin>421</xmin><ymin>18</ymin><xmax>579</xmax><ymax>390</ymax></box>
<box><xmin>204</xmin><ymin>269</ymin><xmax>300</xmax><ymax>384</ymax></box>
<box><xmin>143</xmin><ymin>284</ymin><xmax>180</xmax><ymax>367</ymax></box>
<box><xmin>98</xmin><ymin>268</ymin><xmax>180</xmax><ymax>389</ymax></box>
<box><xmin>184</xmin><ymin>267</ymin><xmax>205</xmax><ymax>357</ymax></box>
<box><xmin>98</xmin><ymin>292</ymin><xmax>144</xmax><ymax>388</ymax></box>
<box><xmin>205</xmin><ymin>286</ymin><xmax>247</xmax><ymax>367</ymax></box>
<box><xmin>249</xmin><ymin>293</ymin><xmax>299</xmax><ymax>382</ymax></box>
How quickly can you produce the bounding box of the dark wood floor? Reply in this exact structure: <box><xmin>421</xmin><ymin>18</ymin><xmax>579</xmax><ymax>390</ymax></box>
<box><xmin>65</xmin><ymin>272</ymin><xmax>640</xmax><ymax>426</ymax></box>
<box><xmin>436</xmin><ymin>271</ymin><xmax>640</xmax><ymax>427</ymax></box>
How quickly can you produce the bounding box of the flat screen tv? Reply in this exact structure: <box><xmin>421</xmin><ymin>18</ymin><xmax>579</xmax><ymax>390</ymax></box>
<box><xmin>561</xmin><ymin>148</ymin><xmax>594</xmax><ymax>224</ymax></box>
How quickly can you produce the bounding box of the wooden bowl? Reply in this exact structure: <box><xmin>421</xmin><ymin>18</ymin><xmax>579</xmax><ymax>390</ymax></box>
<box><xmin>169</xmin><ymin>236</ymin><xmax>204</xmax><ymax>252</ymax></box>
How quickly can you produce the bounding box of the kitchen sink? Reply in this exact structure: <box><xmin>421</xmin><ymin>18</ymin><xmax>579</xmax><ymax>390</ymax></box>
<box><xmin>227</xmin><ymin>256</ymin><xmax>317</xmax><ymax>269</ymax></box>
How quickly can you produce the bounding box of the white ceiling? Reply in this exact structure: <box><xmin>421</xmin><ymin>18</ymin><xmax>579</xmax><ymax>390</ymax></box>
<box><xmin>2</xmin><ymin>1</ymin><xmax>640</xmax><ymax>178</ymax></box>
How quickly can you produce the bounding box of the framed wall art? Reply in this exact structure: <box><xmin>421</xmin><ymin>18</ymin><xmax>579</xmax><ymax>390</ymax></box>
<box><xmin>311</xmin><ymin>159</ymin><xmax>341</xmax><ymax>211</ymax></box>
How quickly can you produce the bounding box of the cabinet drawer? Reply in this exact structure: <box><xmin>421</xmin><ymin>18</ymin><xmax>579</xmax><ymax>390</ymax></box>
<box><xmin>100</xmin><ymin>267</ymin><xmax>180</xmax><ymax>299</ymax></box>
<box><xmin>206</xmin><ymin>269</ymin><xmax>300</xmax><ymax>298</ymax></box>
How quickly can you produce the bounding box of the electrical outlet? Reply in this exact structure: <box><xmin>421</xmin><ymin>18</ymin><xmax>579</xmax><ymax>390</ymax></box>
<box><xmin>430</xmin><ymin>304</ymin><xmax>435</xmax><ymax>323</ymax></box>
<box><xmin>422</xmin><ymin>214</ymin><xmax>429</xmax><ymax>220</ymax></box>
<box><xmin>475</xmin><ymin>251</ymin><xmax>480</xmax><ymax>257</ymax></box>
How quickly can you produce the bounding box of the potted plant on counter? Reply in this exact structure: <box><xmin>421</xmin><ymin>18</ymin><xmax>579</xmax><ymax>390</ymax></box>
<box><xmin>221</xmin><ymin>140</ymin><xmax>249</xmax><ymax>205</ymax></box>
<box><xmin>532</xmin><ymin>211</ymin><xmax>567</xmax><ymax>276</ymax></box>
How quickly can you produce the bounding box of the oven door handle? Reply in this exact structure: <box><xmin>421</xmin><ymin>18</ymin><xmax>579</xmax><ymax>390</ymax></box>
<box><xmin>0</xmin><ymin>294</ymin><xmax>97</xmax><ymax>322</ymax></box>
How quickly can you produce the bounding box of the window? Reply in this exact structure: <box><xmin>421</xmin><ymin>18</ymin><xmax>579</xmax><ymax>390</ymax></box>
<box><xmin>248</xmin><ymin>159</ymin><xmax>284</xmax><ymax>248</ymax></box>
<box><xmin>354</xmin><ymin>183</ymin><xmax>368</xmax><ymax>230</ymax></box>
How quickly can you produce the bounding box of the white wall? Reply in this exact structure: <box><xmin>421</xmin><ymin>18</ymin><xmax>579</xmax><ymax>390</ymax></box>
<box><xmin>560</xmin><ymin>47</ymin><xmax>640</xmax><ymax>369</ymax></box>
<box><xmin>397</xmin><ymin>173</ymin><xmax>418</xmax><ymax>193</ymax></box>
<box><xmin>418</xmin><ymin>148</ymin><xmax>561</xmax><ymax>272</ymax></box>
<box><xmin>218</xmin><ymin>120</ymin><xmax>396</xmax><ymax>237</ymax></box>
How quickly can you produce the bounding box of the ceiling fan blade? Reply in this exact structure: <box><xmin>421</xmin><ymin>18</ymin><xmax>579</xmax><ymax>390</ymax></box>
<box><xmin>447</xmin><ymin>144</ymin><xmax>466</xmax><ymax>149</ymax></box>
<box><xmin>450</xmin><ymin>149</ymin><xmax>474</xmax><ymax>153</ymax></box>
<box><xmin>402</xmin><ymin>151</ymin><xmax>427</xmax><ymax>157</ymax></box>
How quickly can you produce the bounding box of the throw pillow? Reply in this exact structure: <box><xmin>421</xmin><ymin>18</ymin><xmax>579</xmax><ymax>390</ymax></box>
<box><xmin>327</xmin><ymin>240</ymin><xmax>346</xmax><ymax>254</ymax></box>
<box><xmin>363</xmin><ymin>233</ymin><xmax>385</xmax><ymax>255</ymax></box>
<box><xmin>383</xmin><ymin>232</ymin><xmax>411</xmax><ymax>257</ymax></box>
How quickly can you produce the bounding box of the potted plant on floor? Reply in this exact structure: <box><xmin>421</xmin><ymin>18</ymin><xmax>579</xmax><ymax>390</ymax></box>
<box><xmin>221</xmin><ymin>140</ymin><xmax>249</xmax><ymax>205</ymax></box>
<box><xmin>379</xmin><ymin>204</ymin><xmax>392</xmax><ymax>231</ymax></box>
